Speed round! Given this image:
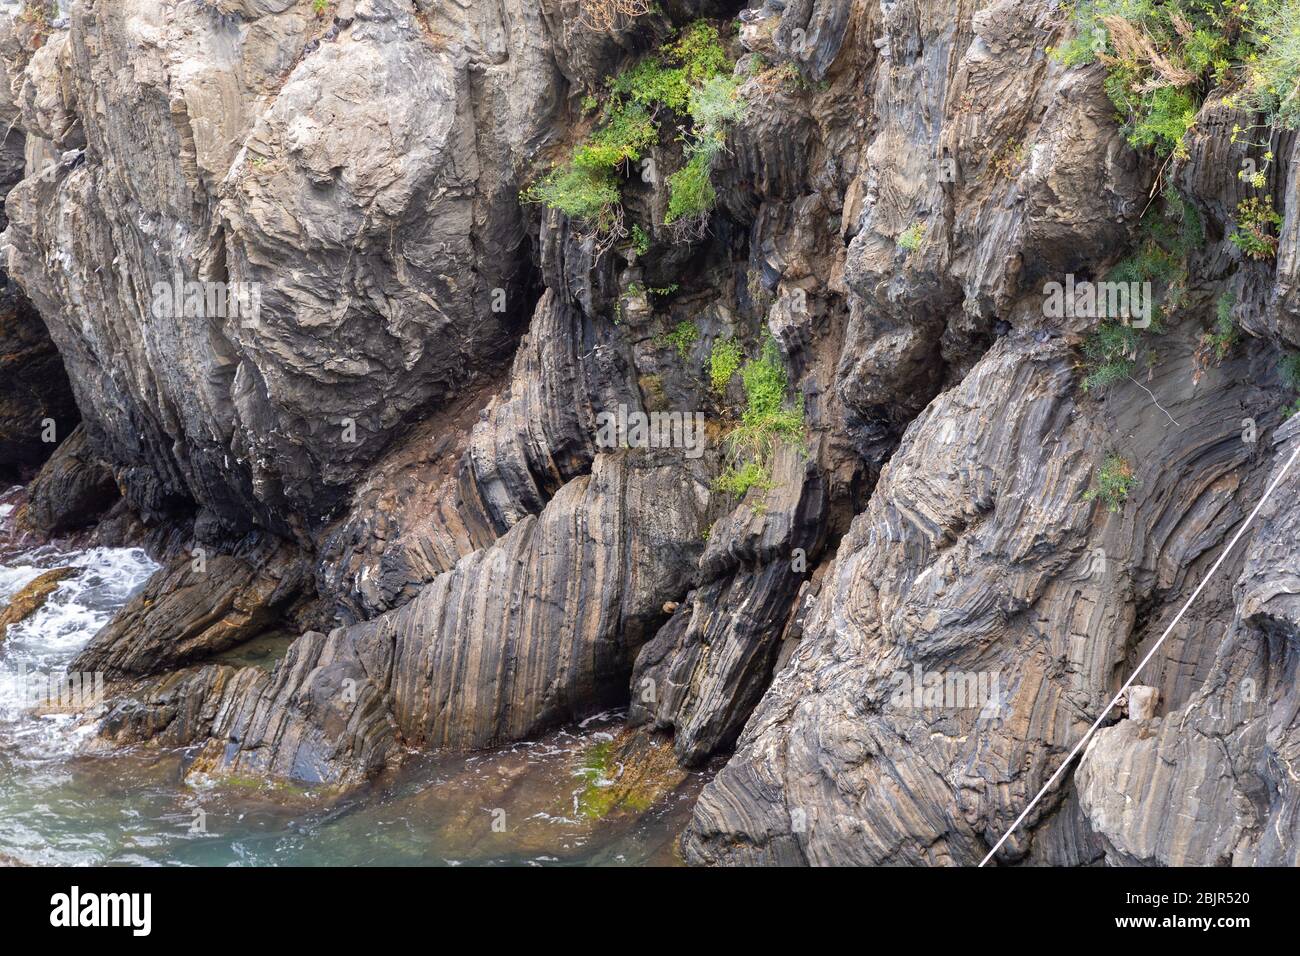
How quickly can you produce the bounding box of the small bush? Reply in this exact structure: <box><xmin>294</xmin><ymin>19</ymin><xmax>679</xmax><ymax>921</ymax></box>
<box><xmin>522</xmin><ymin>165</ymin><xmax>621</xmax><ymax>231</ymax></box>
<box><xmin>527</xmin><ymin>20</ymin><xmax>742</xmax><ymax>246</ymax></box>
<box><xmin>1243</xmin><ymin>0</ymin><xmax>1300</xmax><ymax>128</ymax></box>
<box><xmin>659</xmin><ymin>320</ymin><xmax>700</xmax><ymax>359</ymax></box>
<box><xmin>572</xmin><ymin>104</ymin><xmax>657</xmax><ymax>170</ymax></box>
<box><xmin>689</xmin><ymin>74</ymin><xmax>747</xmax><ymax>131</ymax></box>
<box><xmin>1052</xmin><ymin>0</ymin><xmax>1297</xmax><ymax>157</ymax></box>
<box><xmin>1280</xmin><ymin>352</ymin><xmax>1300</xmax><ymax>390</ymax></box>
<box><xmin>709</xmin><ymin>337</ymin><xmax>743</xmax><ymax>393</ymax></box>
<box><xmin>1084</xmin><ymin>454</ymin><xmax>1138</xmax><ymax>513</ymax></box>
<box><xmin>665</xmin><ymin>21</ymin><xmax>731</xmax><ymax>86</ymax></box>
<box><xmin>1199</xmin><ymin>293</ymin><xmax>1239</xmax><ymax>364</ymax></box>
<box><xmin>714</xmin><ymin>460</ymin><xmax>775</xmax><ymax>497</ymax></box>
<box><xmin>716</xmin><ymin>338</ymin><xmax>805</xmax><ymax>498</ymax></box>
<box><xmin>1282</xmin><ymin>352</ymin><xmax>1300</xmax><ymax>418</ymax></box>
<box><xmin>1126</xmin><ymin>86</ymin><xmax>1198</xmax><ymax>156</ymax></box>
<box><xmin>1105</xmin><ymin>186</ymin><xmax>1203</xmax><ymax>326</ymax></box>
<box><xmin>1081</xmin><ymin>321</ymin><xmax>1142</xmax><ymax>392</ymax></box>
<box><xmin>666</xmin><ymin>150</ymin><xmax>717</xmax><ymax>224</ymax></box>
<box><xmin>1229</xmin><ymin>196</ymin><xmax>1283</xmax><ymax>259</ymax></box>
<box><xmin>897</xmin><ymin>222</ymin><xmax>926</xmax><ymax>252</ymax></box>
<box><xmin>631</xmin><ymin>224</ymin><xmax>650</xmax><ymax>255</ymax></box>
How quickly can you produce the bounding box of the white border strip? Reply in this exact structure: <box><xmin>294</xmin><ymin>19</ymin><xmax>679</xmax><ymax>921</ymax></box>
<box><xmin>979</xmin><ymin>440</ymin><xmax>1300</xmax><ymax>867</ymax></box>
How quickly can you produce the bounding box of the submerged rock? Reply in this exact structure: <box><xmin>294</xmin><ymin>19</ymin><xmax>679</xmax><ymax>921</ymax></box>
<box><xmin>0</xmin><ymin>566</ymin><xmax>77</xmax><ymax>641</ymax></box>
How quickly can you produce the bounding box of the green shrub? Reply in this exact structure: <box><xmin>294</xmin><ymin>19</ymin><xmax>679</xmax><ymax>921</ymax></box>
<box><xmin>1105</xmin><ymin>186</ymin><xmax>1203</xmax><ymax>326</ymax></box>
<box><xmin>527</xmin><ymin>20</ymin><xmax>742</xmax><ymax>244</ymax></box>
<box><xmin>1199</xmin><ymin>292</ymin><xmax>1239</xmax><ymax>363</ymax></box>
<box><xmin>716</xmin><ymin>338</ymin><xmax>806</xmax><ymax>498</ymax></box>
<box><xmin>689</xmin><ymin>74</ymin><xmax>747</xmax><ymax>132</ymax></box>
<box><xmin>666</xmin><ymin>150</ymin><xmax>717</xmax><ymax>224</ymax></box>
<box><xmin>659</xmin><ymin>320</ymin><xmax>700</xmax><ymax>359</ymax></box>
<box><xmin>1242</xmin><ymin>0</ymin><xmax>1300</xmax><ymax>128</ymax></box>
<box><xmin>1282</xmin><ymin>352</ymin><xmax>1300</xmax><ymax>418</ymax></box>
<box><xmin>522</xmin><ymin>165</ymin><xmax>621</xmax><ymax>231</ymax></box>
<box><xmin>709</xmin><ymin>337</ymin><xmax>743</xmax><ymax>393</ymax></box>
<box><xmin>1126</xmin><ymin>86</ymin><xmax>1199</xmax><ymax>155</ymax></box>
<box><xmin>572</xmin><ymin>104</ymin><xmax>658</xmax><ymax>170</ymax></box>
<box><xmin>1280</xmin><ymin>352</ymin><xmax>1300</xmax><ymax>390</ymax></box>
<box><xmin>666</xmin><ymin>21</ymin><xmax>731</xmax><ymax>84</ymax></box>
<box><xmin>897</xmin><ymin>222</ymin><xmax>926</xmax><ymax>252</ymax></box>
<box><xmin>1081</xmin><ymin>321</ymin><xmax>1142</xmax><ymax>391</ymax></box>
<box><xmin>1078</xmin><ymin>188</ymin><xmax>1210</xmax><ymax>393</ymax></box>
<box><xmin>714</xmin><ymin>460</ymin><xmax>775</xmax><ymax>497</ymax></box>
<box><xmin>1052</xmin><ymin>0</ymin><xmax>1295</xmax><ymax>157</ymax></box>
<box><xmin>631</xmin><ymin>223</ymin><xmax>651</xmax><ymax>255</ymax></box>
<box><xmin>1084</xmin><ymin>454</ymin><xmax>1138</xmax><ymax>512</ymax></box>
<box><xmin>666</xmin><ymin>74</ymin><xmax>745</xmax><ymax>231</ymax></box>
<box><xmin>1228</xmin><ymin>195</ymin><xmax>1283</xmax><ymax>259</ymax></box>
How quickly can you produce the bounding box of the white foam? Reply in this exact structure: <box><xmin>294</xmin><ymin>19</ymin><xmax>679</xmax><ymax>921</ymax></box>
<box><xmin>0</xmin><ymin>546</ymin><xmax>158</xmax><ymax>761</ymax></box>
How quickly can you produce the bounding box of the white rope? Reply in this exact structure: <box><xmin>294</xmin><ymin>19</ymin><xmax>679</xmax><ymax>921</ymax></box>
<box><xmin>979</xmin><ymin>440</ymin><xmax>1300</xmax><ymax>867</ymax></box>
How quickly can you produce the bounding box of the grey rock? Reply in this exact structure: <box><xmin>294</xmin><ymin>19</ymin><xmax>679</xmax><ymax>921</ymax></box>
<box><xmin>20</xmin><ymin>423</ymin><xmax>117</xmax><ymax>535</ymax></box>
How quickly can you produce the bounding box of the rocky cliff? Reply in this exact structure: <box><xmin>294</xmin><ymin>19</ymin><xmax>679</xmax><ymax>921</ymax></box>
<box><xmin>2</xmin><ymin>0</ymin><xmax>1299</xmax><ymax>865</ymax></box>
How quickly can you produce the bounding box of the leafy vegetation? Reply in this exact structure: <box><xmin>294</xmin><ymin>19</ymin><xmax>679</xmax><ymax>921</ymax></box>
<box><xmin>665</xmin><ymin>150</ymin><xmax>717</xmax><ymax>225</ymax></box>
<box><xmin>716</xmin><ymin>337</ymin><xmax>806</xmax><ymax>499</ymax></box>
<box><xmin>631</xmin><ymin>223</ymin><xmax>651</xmax><ymax>256</ymax></box>
<box><xmin>1228</xmin><ymin>195</ymin><xmax>1283</xmax><ymax>259</ymax></box>
<box><xmin>897</xmin><ymin>222</ymin><xmax>927</xmax><ymax>253</ymax></box>
<box><xmin>714</xmin><ymin>460</ymin><xmax>776</xmax><ymax>497</ymax></box>
<box><xmin>1198</xmin><ymin>292</ymin><xmax>1239</xmax><ymax>364</ymax></box>
<box><xmin>524</xmin><ymin>21</ymin><xmax>744</xmax><ymax>248</ymax></box>
<box><xmin>1051</xmin><ymin>0</ymin><xmax>1300</xmax><ymax>159</ymax></box>
<box><xmin>659</xmin><ymin>319</ymin><xmax>700</xmax><ymax>359</ymax></box>
<box><xmin>989</xmin><ymin>138</ymin><xmax>1025</xmax><ymax>180</ymax></box>
<box><xmin>1108</xmin><ymin>185</ymin><xmax>1202</xmax><ymax>317</ymax></box>
<box><xmin>1084</xmin><ymin>454</ymin><xmax>1138</xmax><ymax>512</ymax></box>
<box><xmin>1239</xmin><ymin>0</ymin><xmax>1300</xmax><ymax>127</ymax></box>
<box><xmin>1081</xmin><ymin>320</ymin><xmax>1144</xmax><ymax>391</ymax></box>
<box><xmin>709</xmin><ymin>337</ymin><xmax>743</xmax><ymax>393</ymax></box>
<box><xmin>1080</xmin><ymin>189</ymin><xmax>1204</xmax><ymax>392</ymax></box>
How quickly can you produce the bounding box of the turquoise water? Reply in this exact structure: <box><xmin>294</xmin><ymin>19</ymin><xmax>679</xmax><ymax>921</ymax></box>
<box><xmin>0</xmin><ymin>507</ymin><xmax>703</xmax><ymax>867</ymax></box>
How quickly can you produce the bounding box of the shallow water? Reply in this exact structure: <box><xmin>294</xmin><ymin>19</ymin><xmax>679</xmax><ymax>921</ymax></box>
<box><xmin>0</xmin><ymin>525</ymin><xmax>703</xmax><ymax>867</ymax></box>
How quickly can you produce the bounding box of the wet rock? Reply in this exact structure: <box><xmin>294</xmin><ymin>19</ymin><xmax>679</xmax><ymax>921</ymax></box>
<box><xmin>0</xmin><ymin>286</ymin><xmax>77</xmax><ymax>484</ymax></box>
<box><xmin>0</xmin><ymin>566</ymin><xmax>77</xmax><ymax>641</ymax></box>
<box><xmin>19</xmin><ymin>424</ymin><xmax>117</xmax><ymax>536</ymax></box>
<box><xmin>71</xmin><ymin>535</ymin><xmax>313</xmax><ymax>678</ymax></box>
<box><xmin>97</xmin><ymin>450</ymin><xmax>710</xmax><ymax>783</ymax></box>
<box><xmin>629</xmin><ymin>443</ymin><xmax>829</xmax><ymax>766</ymax></box>
<box><xmin>572</xmin><ymin>728</ymin><xmax>690</xmax><ymax>820</ymax></box>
